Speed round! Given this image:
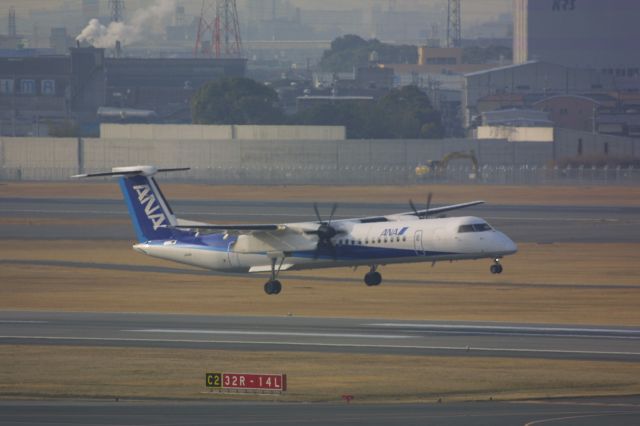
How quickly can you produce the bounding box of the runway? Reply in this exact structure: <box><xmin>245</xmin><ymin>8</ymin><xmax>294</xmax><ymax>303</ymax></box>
<box><xmin>2</xmin><ymin>194</ymin><xmax>639</xmax><ymax>420</ymax></box>
<box><xmin>1</xmin><ymin>197</ymin><xmax>639</xmax><ymax>242</ymax></box>
<box><xmin>2</xmin><ymin>398</ymin><xmax>640</xmax><ymax>426</ymax></box>
<box><xmin>1</xmin><ymin>311</ymin><xmax>639</xmax><ymax>361</ymax></box>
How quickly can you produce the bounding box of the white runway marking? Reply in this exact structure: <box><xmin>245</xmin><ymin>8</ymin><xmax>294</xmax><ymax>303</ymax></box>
<box><xmin>124</xmin><ymin>329</ymin><xmax>409</xmax><ymax>339</ymax></box>
<box><xmin>367</xmin><ymin>323</ymin><xmax>640</xmax><ymax>337</ymax></box>
<box><xmin>2</xmin><ymin>335</ymin><xmax>640</xmax><ymax>357</ymax></box>
<box><xmin>0</xmin><ymin>320</ymin><xmax>47</xmax><ymax>324</ymax></box>
<box><xmin>1</xmin><ymin>208</ymin><xmax>632</xmax><ymax>223</ymax></box>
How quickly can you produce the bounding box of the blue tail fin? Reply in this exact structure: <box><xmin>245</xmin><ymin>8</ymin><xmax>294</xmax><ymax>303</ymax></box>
<box><xmin>119</xmin><ymin>174</ymin><xmax>179</xmax><ymax>242</ymax></box>
<box><xmin>72</xmin><ymin>165</ymin><xmax>190</xmax><ymax>243</ymax></box>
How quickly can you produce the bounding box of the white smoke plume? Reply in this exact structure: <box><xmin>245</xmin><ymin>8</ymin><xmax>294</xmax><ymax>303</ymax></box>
<box><xmin>76</xmin><ymin>0</ymin><xmax>176</xmax><ymax>48</ymax></box>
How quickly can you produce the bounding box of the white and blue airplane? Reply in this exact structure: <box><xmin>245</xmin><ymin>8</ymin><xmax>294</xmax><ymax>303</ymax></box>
<box><xmin>73</xmin><ymin>165</ymin><xmax>517</xmax><ymax>295</ymax></box>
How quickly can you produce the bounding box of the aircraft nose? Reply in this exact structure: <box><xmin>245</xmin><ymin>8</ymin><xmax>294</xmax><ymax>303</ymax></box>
<box><xmin>502</xmin><ymin>234</ymin><xmax>518</xmax><ymax>254</ymax></box>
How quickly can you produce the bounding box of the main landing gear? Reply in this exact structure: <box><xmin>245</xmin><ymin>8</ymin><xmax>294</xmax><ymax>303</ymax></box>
<box><xmin>264</xmin><ymin>256</ymin><xmax>284</xmax><ymax>295</ymax></box>
<box><xmin>364</xmin><ymin>265</ymin><xmax>382</xmax><ymax>286</ymax></box>
<box><xmin>490</xmin><ymin>258</ymin><xmax>503</xmax><ymax>274</ymax></box>
<box><xmin>264</xmin><ymin>279</ymin><xmax>282</xmax><ymax>295</ymax></box>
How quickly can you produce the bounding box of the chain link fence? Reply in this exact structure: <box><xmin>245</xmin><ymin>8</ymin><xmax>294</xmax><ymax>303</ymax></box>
<box><xmin>1</xmin><ymin>164</ymin><xmax>639</xmax><ymax>185</ymax></box>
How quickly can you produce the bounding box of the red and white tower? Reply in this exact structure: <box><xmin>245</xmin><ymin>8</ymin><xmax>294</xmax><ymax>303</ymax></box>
<box><xmin>194</xmin><ymin>0</ymin><xmax>243</xmax><ymax>58</ymax></box>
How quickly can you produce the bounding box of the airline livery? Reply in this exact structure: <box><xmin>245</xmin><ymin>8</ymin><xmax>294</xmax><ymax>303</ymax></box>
<box><xmin>73</xmin><ymin>166</ymin><xmax>517</xmax><ymax>295</ymax></box>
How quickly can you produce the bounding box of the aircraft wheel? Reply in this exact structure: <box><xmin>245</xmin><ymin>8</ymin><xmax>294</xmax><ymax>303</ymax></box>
<box><xmin>264</xmin><ymin>280</ymin><xmax>282</xmax><ymax>295</ymax></box>
<box><xmin>364</xmin><ymin>272</ymin><xmax>382</xmax><ymax>286</ymax></box>
<box><xmin>490</xmin><ymin>264</ymin><xmax>503</xmax><ymax>274</ymax></box>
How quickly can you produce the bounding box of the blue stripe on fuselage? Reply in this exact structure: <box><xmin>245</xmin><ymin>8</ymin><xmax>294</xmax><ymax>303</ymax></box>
<box><xmin>291</xmin><ymin>245</ymin><xmax>455</xmax><ymax>261</ymax></box>
<box><xmin>145</xmin><ymin>232</ymin><xmax>236</xmax><ymax>252</ymax></box>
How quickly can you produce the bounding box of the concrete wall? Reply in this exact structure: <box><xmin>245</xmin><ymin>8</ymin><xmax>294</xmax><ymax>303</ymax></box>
<box><xmin>1</xmin><ymin>130</ymin><xmax>635</xmax><ymax>183</ymax></box>
<box><xmin>234</xmin><ymin>125</ymin><xmax>345</xmax><ymax>140</ymax></box>
<box><xmin>100</xmin><ymin>124</ymin><xmax>234</xmax><ymax>140</ymax></box>
<box><xmin>0</xmin><ymin>137</ymin><xmax>78</xmax><ymax>179</ymax></box>
<box><xmin>477</xmin><ymin>126</ymin><xmax>554</xmax><ymax>142</ymax></box>
<box><xmin>100</xmin><ymin>124</ymin><xmax>346</xmax><ymax>141</ymax></box>
<box><xmin>555</xmin><ymin>128</ymin><xmax>639</xmax><ymax>159</ymax></box>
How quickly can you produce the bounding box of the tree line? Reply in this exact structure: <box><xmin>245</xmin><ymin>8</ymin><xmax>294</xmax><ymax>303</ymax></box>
<box><xmin>192</xmin><ymin>78</ymin><xmax>444</xmax><ymax>139</ymax></box>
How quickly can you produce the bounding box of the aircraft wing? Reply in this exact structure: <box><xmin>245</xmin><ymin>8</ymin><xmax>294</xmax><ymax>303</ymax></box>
<box><xmin>172</xmin><ymin>221</ymin><xmax>317</xmax><ymax>254</ymax></box>
<box><xmin>332</xmin><ymin>200</ymin><xmax>486</xmax><ymax>224</ymax></box>
<box><xmin>172</xmin><ymin>200</ymin><xmax>485</xmax><ymax>233</ymax></box>
<box><xmin>173</xmin><ymin>223</ymin><xmax>287</xmax><ymax>231</ymax></box>
<box><xmin>399</xmin><ymin>200</ymin><xmax>485</xmax><ymax>218</ymax></box>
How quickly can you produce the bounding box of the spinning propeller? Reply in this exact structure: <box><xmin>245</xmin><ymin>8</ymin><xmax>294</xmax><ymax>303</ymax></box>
<box><xmin>409</xmin><ymin>192</ymin><xmax>433</xmax><ymax>219</ymax></box>
<box><xmin>305</xmin><ymin>203</ymin><xmax>345</xmax><ymax>259</ymax></box>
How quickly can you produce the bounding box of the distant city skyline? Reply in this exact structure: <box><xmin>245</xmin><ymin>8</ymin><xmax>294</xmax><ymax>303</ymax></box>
<box><xmin>0</xmin><ymin>0</ymin><xmax>512</xmax><ymax>46</ymax></box>
<box><xmin>1</xmin><ymin>0</ymin><xmax>512</xmax><ymax>25</ymax></box>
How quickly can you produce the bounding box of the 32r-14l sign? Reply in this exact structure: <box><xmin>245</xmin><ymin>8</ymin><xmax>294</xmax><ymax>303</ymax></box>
<box><xmin>206</xmin><ymin>372</ymin><xmax>287</xmax><ymax>391</ymax></box>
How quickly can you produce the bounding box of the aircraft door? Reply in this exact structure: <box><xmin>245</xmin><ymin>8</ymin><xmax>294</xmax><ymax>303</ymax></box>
<box><xmin>413</xmin><ymin>230</ymin><xmax>425</xmax><ymax>256</ymax></box>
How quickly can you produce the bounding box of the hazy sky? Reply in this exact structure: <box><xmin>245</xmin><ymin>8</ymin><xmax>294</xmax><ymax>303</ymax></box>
<box><xmin>1</xmin><ymin>0</ymin><xmax>512</xmax><ymax>24</ymax></box>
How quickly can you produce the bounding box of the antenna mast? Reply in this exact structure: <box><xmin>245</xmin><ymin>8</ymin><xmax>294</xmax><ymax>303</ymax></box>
<box><xmin>195</xmin><ymin>0</ymin><xmax>243</xmax><ymax>58</ymax></box>
<box><xmin>447</xmin><ymin>0</ymin><xmax>461</xmax><ymax>48</ymax></box>
<box><xmin>8</xmin><ymin>6</ymin><xmax>17</xmax><ymax>37</ymax></box>
<box><xmin>109</xmin><ymin>0</ymin><xmax>125</xmax><ymax>23</ymax></box>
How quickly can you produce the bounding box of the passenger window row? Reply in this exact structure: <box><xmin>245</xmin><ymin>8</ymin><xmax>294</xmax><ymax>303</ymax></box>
<box><xmin>337</xmin><ymin>236</ymin><xmax>407</xmax><ymax>245</ymax></box>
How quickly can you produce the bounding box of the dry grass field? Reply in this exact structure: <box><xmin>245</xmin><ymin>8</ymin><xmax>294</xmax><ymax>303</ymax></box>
<box><xmin>1</xmin><ymin>240</ymin><xmax>639</xmax><ymax>325</ymax></box>
<box><xmin>1</xmin><ymin>182</ymin><xmax>639</xmax><ymax>402</ymax></box>
<box><xmin>2</xmin><ymin>345</ymin><xmax>640</xmax><ymax>402</ymax></box>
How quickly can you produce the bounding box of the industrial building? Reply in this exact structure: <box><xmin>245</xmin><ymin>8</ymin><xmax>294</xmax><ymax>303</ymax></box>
<box><xmin>463</xmin><ymin>61</ymin><xmax>616</xmax><ymax>128</ymax></box>
<box><xmin>513</xmin><ymin>0</ymin><xmax>640</xmax><ymax>75</ymax></box>
<box><xmin>0</xmin><ymin>47</ymin><xmax>246</xmax><ymax>136</ymax></box>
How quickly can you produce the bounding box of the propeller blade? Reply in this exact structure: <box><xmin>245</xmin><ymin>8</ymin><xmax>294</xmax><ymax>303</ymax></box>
<box><xmin>327</xmin><ymin>203</ymin><xmax>338</xmax><ymax>224</ymax></box>
<box><xmin>425</xmin><ymin>192</ymin><xmax>433</xmax><ymax>219</ymax></box>
<box><xmin>313</xmin><ymin>202</ymin><xmax>323</xmax><ymax>223</ymax></box>
<box><xmin>409</xmin><ymin>199</ymin><xmax>419</xmax><ymax>217</ymax></box>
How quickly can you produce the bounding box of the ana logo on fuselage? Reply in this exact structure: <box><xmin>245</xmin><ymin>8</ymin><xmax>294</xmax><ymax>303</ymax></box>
<box><xmin>380</xmin><ymin>226</ymin><xmax>409</xmax><ymax>237</ymax></box>
<box><xmin>133</xmin><ymin>184</ymin><xmax>166</xmax><ymax>230</ymax></box>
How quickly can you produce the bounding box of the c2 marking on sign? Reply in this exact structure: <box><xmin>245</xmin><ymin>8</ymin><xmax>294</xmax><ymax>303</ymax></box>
<box><xmin>205</xmin><ymin>372</ymin><xmax>222</xmax><ymax>388</ymax></box>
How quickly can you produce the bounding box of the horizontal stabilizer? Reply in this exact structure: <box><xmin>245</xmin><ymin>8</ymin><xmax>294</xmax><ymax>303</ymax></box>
<box><xmin>72</xmin><ymin>166</ymin><xmax>190</xmax><ymax>178</ymax></box>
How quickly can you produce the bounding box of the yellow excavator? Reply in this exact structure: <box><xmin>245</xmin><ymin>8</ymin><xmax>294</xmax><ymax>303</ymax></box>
<box><xmin>415</xmin><ymin>150</ymin><xmax>480</xmax><ymax>180</ymax></box>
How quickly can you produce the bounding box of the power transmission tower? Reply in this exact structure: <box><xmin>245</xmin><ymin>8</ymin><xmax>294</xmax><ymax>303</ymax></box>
<box><xmin>8</xmin><ymin>6</ymin><xmax>16</xmax><ymax>37</ymax></box>
<box><xmin>194</xmin><ymin>0</ymin><xmax>243</xmax><ymax>58</ymax></box>
<box><xmin>109</xmin><ymin>0</ymin><xmax>125</xmax><ymax>23</ymax></box>
<box><xmin>446</xmin><ymin>0</ymin><xmax>461</xmax><ymax>48</ymax></box>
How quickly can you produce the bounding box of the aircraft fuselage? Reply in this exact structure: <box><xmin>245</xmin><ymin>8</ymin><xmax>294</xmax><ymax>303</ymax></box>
<box><xmin>133</xmin><ymin>215</ymin><xmax>517</xmax><ymax>273</ymax></box>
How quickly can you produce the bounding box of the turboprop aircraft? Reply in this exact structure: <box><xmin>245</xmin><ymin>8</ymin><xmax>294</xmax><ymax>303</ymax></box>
<box><xmin>73</xmin><ymin>166</ymin><xmax>517</xmax><ymax>295</ymax></box>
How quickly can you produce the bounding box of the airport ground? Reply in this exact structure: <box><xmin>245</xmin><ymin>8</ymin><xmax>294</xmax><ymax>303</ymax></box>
<box><xmin>0</xmin><ymin>182</ymin><xmax>639</xmax><ymax>423</ymax></box>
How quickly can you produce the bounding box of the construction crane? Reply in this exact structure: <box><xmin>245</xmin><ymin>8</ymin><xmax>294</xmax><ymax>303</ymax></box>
<box><xmin>415</xmin><ymin>150</ymin><xmax>479</xmax><ymax>180</ymax></box>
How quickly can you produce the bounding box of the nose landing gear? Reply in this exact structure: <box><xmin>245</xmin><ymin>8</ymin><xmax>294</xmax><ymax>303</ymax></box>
<box><xmin>490</xmin><ymin>258</ymin><xmax>503</xmax><ymax>274</ymax></box>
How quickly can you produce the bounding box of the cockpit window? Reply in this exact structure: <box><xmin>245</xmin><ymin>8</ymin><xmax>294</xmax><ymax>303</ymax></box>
<box><xmin>458</xmin><ymin>223</ymin><xmax>492</xmax><ymax>233</ymax></box>
<box><xmin>458</xmin><ymin>224</ymin><xmax>474</xmax><ymax>233</ymax></box>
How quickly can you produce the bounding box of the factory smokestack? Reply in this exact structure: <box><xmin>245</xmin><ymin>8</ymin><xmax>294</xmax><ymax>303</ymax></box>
<box><xmin>76</xmin><ymin>0</ymin><xmax>175</xmax><ymax>48</ymax></box>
